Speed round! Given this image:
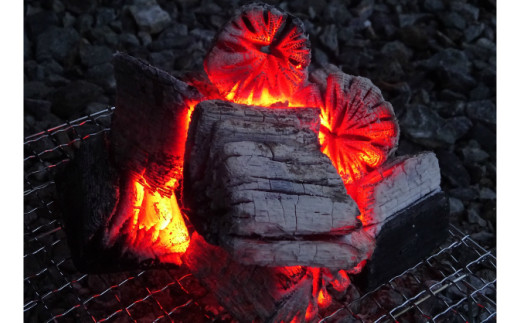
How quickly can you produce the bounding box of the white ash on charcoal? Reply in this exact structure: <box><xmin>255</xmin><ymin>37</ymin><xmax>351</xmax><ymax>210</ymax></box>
<box><xmin>25</xmin><ymin>0</ymin><xmax>496</xmax><ymax>321</ymax></box>
<box><xmin>183</xmin><ymin>100</ymin><xmax>375</xmax><ymax>269</ymax></box>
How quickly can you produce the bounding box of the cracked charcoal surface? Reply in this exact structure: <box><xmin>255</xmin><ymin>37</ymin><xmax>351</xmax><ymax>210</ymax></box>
<box><xmin>24</xmin><ymin>0</ymin><xmax>495</xmax><ymax>319</ymax></box>
<box><xmin>24</xmin><ymin>0</ymin><xmax>495</xmax><ymax>249</ymax></box>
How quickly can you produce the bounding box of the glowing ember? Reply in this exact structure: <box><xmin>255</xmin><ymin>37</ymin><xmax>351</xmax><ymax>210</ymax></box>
<box><xmin>110</xmin><ymin>176</ymin><xmax>190</xmax><ymax>263</ymax></box>
<box><xmin>318</xmin><ymin>72</ymin><xmax>399</xmax><ymax>185</ymax></box>
<box><xmin>204</xmin><ymin>3</ymin><xmax>311</xmax><ymax>107</ymax></box>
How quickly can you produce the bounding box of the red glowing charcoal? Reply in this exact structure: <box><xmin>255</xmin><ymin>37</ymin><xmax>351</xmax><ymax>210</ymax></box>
<box><xmin>204</xmin><ymin>3</ymin><xmax>311</xmax><ymax>107</ymax></box>
<box><xmin>318</xmin><ymin>72</ymin><xmax>400</xmax><ymax>185</ymax></box>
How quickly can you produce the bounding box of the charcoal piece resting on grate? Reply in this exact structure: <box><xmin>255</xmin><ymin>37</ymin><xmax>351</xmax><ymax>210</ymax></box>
<box><xmin>183</xmin><ymin>100</ymin><xmax>375</xmax><ymax>268</ymax></box>
<box><xmin>56</xmin><ymin>53</ymin><xmax>201</xmax><ymax>272</ymax></box>
<box><xmin>183</xmin><ymin>232</ymin><xmax>314</xmax><ymax>323</ymax></box>
<box><xmin>346</xmin><ymin>152</ymin><xmax>449</xmax><ymax>290</ymax></box>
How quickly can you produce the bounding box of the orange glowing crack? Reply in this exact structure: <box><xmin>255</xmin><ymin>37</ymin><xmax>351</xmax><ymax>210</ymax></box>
<box><xmin>130</xmin><ymin>179</ymin><xmax>190</xmax><ymax>257</ymax></box>
<box><xmin>205</xmin><ymin>4</ymin><xmax>310</xmax><ymax>107</ymax></box>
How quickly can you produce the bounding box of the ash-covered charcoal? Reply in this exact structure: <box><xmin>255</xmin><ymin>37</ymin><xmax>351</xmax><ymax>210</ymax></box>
<box><xmin>56</xmin><ymin>53</ymin><xmax>202</xmax><ymax>272</ymax></box>
<box><xmin>310</xmin><ymin>69</ymin><xmax>400</xmax><ymax>186</ymax></box>
<box><xmin>347</xmin><ymin>152</ymin><xmax>442</xmax><ymax>237</ymax></box>
<box><xmin>183</xmin><ymin>232</ymin><xmax>315</xmax><ymax>323</ymax></box>
<box><xmin>183</xmin><ymin>100</ymin><xmax>375</xmax><ymax>269</ymax></box>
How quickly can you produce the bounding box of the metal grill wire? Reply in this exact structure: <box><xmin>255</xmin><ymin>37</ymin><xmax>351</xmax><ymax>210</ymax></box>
<box><xmin>24</xmin><ymin>108</ymin><xmax>496</xmax><ymax>322</ymax></box>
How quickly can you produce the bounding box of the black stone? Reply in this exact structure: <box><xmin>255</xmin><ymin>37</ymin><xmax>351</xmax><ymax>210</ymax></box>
<box><xmin>319</xmin><ymin>25</ymin><xmax>339</xmax><ymax>54</ymax></box>
<box><xmin>440</xmin><ymin>11</ymin><xmax>466</xmax><ymax>30</ymax></box>
<box><xmin>436</xmin><ymin>150</ymin><xmax>471</xmax><ymax>187</ymax></box>
<box><xmin>25</xmin><ymin>10</ymin><xmax>60</xmax><ymax>38</ymax></box>
<box><xmin>449</xmin><ymin>187</ymin><xmax>480</xmax><ymax>201</ymax></box>
<box><xmin>446</xmin><ymin>116</ymin><xmax>473</xmax><ymax>141</ymax></box>
<box><xmin>469</xmin><ymin>122</ymin><xmax>497</xmax><ymax>156</ymax></box>
<box><xmin>465</xmin><ymin>163</ymin><xmax>486</xmax><ymax>184</ymax></box>
<box><xmin>76</xmin><ymin>14</ymin><xmax>94</xmax><ymax>34</ymax></box>
<box><xmin>466</xmin><ymin>100</ymin><xmax>496</xmax><ymax>124</ymax></box>
<box><xmin>63</xmin><ymin>12</ymin><xmax>76</xmax><ymax>28</ymax></box>
<box><xmin>465</xmin><ymin>23</ymin><xmax>485</xmax><ymax>43</ymax></box>
<box><xmin>399</xmin><ymin>25</ymin><xmax>430</xmax><ymax>50</ymax></box>
<box><xmin>87</xmin><ymin>26</ymin><xmax>119</xmax><ymax>47</ymax></box>
<box><xmin>36</xmin><ymin>27</ymin><xmax>80</xmax><ymax>63</ymax></box>
<box><xmin>380</xmin><ymin>41</ymin><xmax>413</xmax><ymax>65</ymax></box>
<box><xmin>398</xmin><ymin>13</ymin><xmax>430</xmax><ymax>28</ymax></box>
<box><xmin>352</xmin><ymin>0</ymin><xmax>374</xmax><ymax>20</ymax></box>
<box><xmin>480</xmin><ymin>187</ymin><xmax>496</xmax><ymax>200</ymax></box>
<box><xmin>467</xmin><ymin>203</ymin><xmax>487</xmax><ymax>227</ymax></box>
<box><xmin>462</xmin><ymin>142</ymin><xmax>490</xmax><ymax>163</ymax></box>
<box><xmin>370</xmin><ymin>10</ymin><xmax>398</xmax><ymax>38</ymax></box>
<box><xmin>119</xmin><ymin>33</ymin><xmax>140</xmax><ymax>49</ymax></box>
<box><xmin>24</xmin><ymin>81</ymin><xmax>52</xmax><ymax>100</ymax></box>
<box><xmin>95</xmin><ymin>7</ymin><xmax>117</xmax><ymax>27</ymax></box>
<box><xmin>421</xmin><ymin>48</ymin><xmax>476</xmax><ymax>92</ymax></box>
<box><xmin>64</xmin><ymin>0</ymin><xmax>96</xmax><ymax>14</ymax></box>
<box><xmin>400</xmin><ymin>104</ymin><xmax>461</xmax><ymax>147</ymax></box>
<box><xmin>79</xmin><ymin>44</ymin><xmax>113</xmax><ymax>67</ymax></box>
<box><xmin>85</xmin><ymin>63</ymin><xmax>115</xmax><ymax>89</ymax></box>
<box><xmin>449</xmin><ymin>1</ymin><xmax>480</xmax><ymax>22</ymax></box>
<box><xmin>439</xmin><ymin>90</ymin><xmax>466</xmax><ymax>102</ymax></box>
<box><xmin>423</xmin><ymin>0</ymin><xmax>444</xmax><ymax>12</ymax></box>
<box><xmin>449</xmin><ymin>197</ymin><xmax>465</xmax><ymax>216</ymax></box>
<box><xmin>24</xmin><ymin>98</ymin><xmax>52</xmax><ymax>120</ymax></box>
<box><xmin>148</xmin><ymin>35</ymin><xmax>192</xmax><ymax>52</ymax></box>
<box><xmin>51</xmin><ymin>80</ymin><xmax>103</xmax><ymax>119</ymax></box>
<box><xmin>24</xmin><ymin>32</ymin><xmax>32</xmax><ymax>60</ymax></box>
<box><xmin>322</xmin><ymin>0</ymin><xmax>351</xmax><ymax>25</ymax></box>
<box><xmin>470</xmin><ymin>83</ymin><xmax>491</xmax><ymax>101</ymax></box>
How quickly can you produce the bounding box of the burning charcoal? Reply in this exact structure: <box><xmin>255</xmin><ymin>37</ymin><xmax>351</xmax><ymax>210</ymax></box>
<box><xmin>111</xmin><ymin>52</ymin><xmax>202</xmax><ymax>196</ymax></box>
<box><xmin>347</xmin><ymin>152</ymin><xmax>442</xmax><ymax>236</ymax></box>
<box><xmin>183</xmin><ymin>232</ymin><xmax>315</xmax><ymax>323</ymax></box>
<box><xmin>56</xmin><ymin>53</ymin><xmax>203</xmax><ymax>272</ymax></box>
<box><xmin>312</xmin><ymin>71</ymin><xmax>400</xmax><ymax>185</ymax></box>
<box><xmin>204</xmin><ymin>3</ymin><xmax>312</xmax><ymax>106</ymax></box>
<box><xmin>183</xmin><ymin>100</ymin><xmax>375</xmax><ymax>268</ymax></box>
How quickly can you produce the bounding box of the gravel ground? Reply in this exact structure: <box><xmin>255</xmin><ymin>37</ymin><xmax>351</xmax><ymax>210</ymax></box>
<box><xmin>24</xmin><ymin>0</ymin><xmax>496</xmax><ymax>249</ymax></box>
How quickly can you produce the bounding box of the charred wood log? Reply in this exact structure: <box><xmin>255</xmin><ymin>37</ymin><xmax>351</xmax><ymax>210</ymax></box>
<box><xmin>111</xmin><ymin>52</ymin><xmax>202</xmax><ymax>196</ymax></box>
<box><xmin>352</xmin><ymin>192</ymin><xmax>449</xmax><ymax>292</ymax></box>
<box><xmin>311</xmin><ymin>69</ymin><xmax>400</xmax><ymax>186</ymax></box>
<box><xmin>345</xmin><ymin>152</ymin><xmax>448</xmax><ymax>291</ymax></box>
<box><xmin>183</xmin><ymin>100</ymin><xmax>374</xmax><ymax>268</ymax></box>
<box><xmin>56</xmin><ymin>54</ymin><xmax>200</xmax><ymax>272</ymax></box>
<box><xmin>55</xmin><ymin>134</ymin><xmax>182</xmax><ymax>272</ymax></box>
<box><xmin>204</xmin><ymin>3</ymin><xmax>311</xmax><ymax>106</ymax></box>
<box><xmin>183</xmin><ymin>233</ymin><xmax>314</xmax><ymax>323</ymax></box>
<box><xmin>348</xmin><ymin>152</ymin><xmax>442</xmax><ymax>237</ymax></box>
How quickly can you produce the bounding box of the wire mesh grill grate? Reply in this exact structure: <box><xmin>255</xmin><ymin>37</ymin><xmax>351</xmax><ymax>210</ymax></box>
<box><xmin>24</xmin><ymin>108</ymin><xmax>496</xmax><ymax>322</ymax></box>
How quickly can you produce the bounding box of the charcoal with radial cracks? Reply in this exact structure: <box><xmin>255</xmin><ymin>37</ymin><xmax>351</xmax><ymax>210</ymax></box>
<box><xmin>313</xmin><ymin>71</ymin><xmax>400</xmax><ymax>185</ymax></box>
<box><xmin>204</xmin><ymin>3</ymin><xmax>312</xmax><ymax>107</ymax></box>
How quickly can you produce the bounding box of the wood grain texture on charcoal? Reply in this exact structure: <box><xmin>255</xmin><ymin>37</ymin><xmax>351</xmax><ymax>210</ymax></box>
<box><xmin>183</xmin><ymin>100</ymin><xmax>369</xmax><ymax>268</ymax></box>
<box><xmin>111</xmin><ymin>52</ymin><xmax>202</xmax><ymax>196</ymax></box>
<box><xmin>221</xmin><ymin>229</ymin><xmax>375</xmax><ymax>269</ymax></box>
<box><xmin>348</xmin><ymin>152</ymin><xmax>441</xmax><ymax>237</ymax></box>
<box><xmin>55</xmin><ymin>134</ymin><xmax>180</xmax><ymax>272</ymax></box>
<box><xmin>183</xmin><ymin>232</ymin><xmax>313</xmax><ymax>323</ymax></box>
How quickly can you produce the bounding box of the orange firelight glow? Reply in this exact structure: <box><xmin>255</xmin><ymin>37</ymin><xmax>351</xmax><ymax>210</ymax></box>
<box><xmin>205</xmin><ymin>4</ymin><xmax>311</xmax><ymax>108</ymax></box>
<box><xmin>318</xmin><ymin>73</ymin><xmax>399</xmax><ymax>186</ymax></box>
<box><xmin>317</xmin><ymin>289</ymin><xmax>332</xmax><ymax>308</ymax></box>
<box><xmin>117</xmin><ymin>177</ymin><xmax>190</xmax><ymax>262</ymax></box>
